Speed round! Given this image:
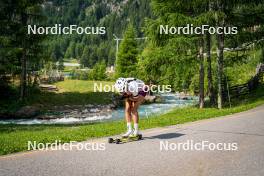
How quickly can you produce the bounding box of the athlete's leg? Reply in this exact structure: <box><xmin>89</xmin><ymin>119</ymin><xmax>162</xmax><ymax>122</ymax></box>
<box><xmin>123</xmin><ymin>98</ymin><xmax>133</xmax><ymax>137</ymax></box>
<box><xmin>125</xmin><ymin>98</ymin><xmax>132</xmax><ymax>122</ymax></box>
<box><xmin>131</xmin><ymin>95</ymin><xmax>145</xmax><ymax>135</ymax></box>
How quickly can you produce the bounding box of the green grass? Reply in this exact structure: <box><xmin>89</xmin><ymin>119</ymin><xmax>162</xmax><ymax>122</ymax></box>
<box><xmin>0</xmin><ymin>80</ymin><xmax>115</xmax><ymax>113</ymax></box>
<box><xmin>27</xmin><ymin>80</ymin><xmax>115</xmax><ymax>107</ymax></box>
<box><xmin>54</xmin><ymin>80</ymin><xmax>114</xmax><ymax>93</ymax></box>
<box><xmin>0</xmin><ymin>84</ymin><xmax>264</xmax><ymax>155</ymax></box>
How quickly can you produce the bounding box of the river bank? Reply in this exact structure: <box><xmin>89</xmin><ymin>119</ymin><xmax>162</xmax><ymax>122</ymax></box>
<box><xmin>0</xmin><ymin>94</ymin><xmax>197</xmax><ymax>124</ymax></box>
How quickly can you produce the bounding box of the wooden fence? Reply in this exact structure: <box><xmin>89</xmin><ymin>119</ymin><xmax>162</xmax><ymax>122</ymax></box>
<box><xmin>223</xmin><ymin>63</ymin><xmax>264</xmax><ymax>99</ymax></box>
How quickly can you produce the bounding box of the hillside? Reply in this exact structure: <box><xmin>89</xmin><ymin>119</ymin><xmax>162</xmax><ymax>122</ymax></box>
<box><xmin>43</xmin><ymin>0</ymin><xmax>152</xmax><ymax>67</ymax></box>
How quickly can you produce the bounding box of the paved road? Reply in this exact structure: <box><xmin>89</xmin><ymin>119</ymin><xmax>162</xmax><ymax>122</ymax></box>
<box><xmin>1</xmin><ymin>105</ymin><xmax>264</xmax><ymax>176</ymax></box>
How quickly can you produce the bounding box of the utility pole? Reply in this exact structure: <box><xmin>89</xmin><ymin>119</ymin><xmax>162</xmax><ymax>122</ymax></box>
<box><xmin>113</xmin><ymin>34</ymin><xmax>147</xmax><ymax>61</ymax></box>
<box><xmin>113</xmin><ymin>34</ymin><xmax>121</xmax><ymax>62</ymax></box>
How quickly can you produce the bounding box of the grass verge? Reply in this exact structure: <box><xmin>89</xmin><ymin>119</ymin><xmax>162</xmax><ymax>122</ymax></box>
<box><xmin>0</xmin><ymin>84</ymin><xmax>264</xmax><ymax>155</ymax></box>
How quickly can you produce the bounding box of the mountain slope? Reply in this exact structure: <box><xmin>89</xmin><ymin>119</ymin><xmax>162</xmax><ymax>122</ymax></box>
<box><xmin>43</xmin><ymin>0</ymin><xmax>152</xmax><ymax>67</ymax></box>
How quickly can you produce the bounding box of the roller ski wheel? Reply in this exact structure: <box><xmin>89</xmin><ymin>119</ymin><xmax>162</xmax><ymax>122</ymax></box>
<box><xmin>115</xmin><ymin>139</ymin><xmax>121</xmax><ymax>144</ymax></box>
<box><xmin>108</xmin><ymin>138</ymin><xmax>114</xmax><ymax>143</ymax></box>
<box><xmin>138</xmin><ymin>134</ymin><xmax>143</xmax><ymax>140</ymax></box>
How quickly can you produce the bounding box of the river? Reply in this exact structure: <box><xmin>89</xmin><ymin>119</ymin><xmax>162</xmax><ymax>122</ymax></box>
<box><xmin>0</xmin><ymin>94</ymin><xmax>198</xmax><ymax>125</ymax></box>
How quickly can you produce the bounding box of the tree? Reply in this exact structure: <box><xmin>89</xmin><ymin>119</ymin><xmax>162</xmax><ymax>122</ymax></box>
<box><xmin>148</xmin><ymin>0</ymin><xmax>208</xmax><ymax>108</ymax></box>
<box><xmin>90</xmin><ymin>60</ymin><xmax>107</xmax><ymax>80</ymax></box>
<box><xmin>58</xmin><ymin>58</ymin><xmax>64</xmax><ymax>71</ymax></box>
<box><xmin>206</xmin><ymin>1</ymin><xmax>215</xmax><ymax>106</ymax></box>
<box><xmin>115</xmin><ymin>24</ymin><xmax>138</xmax><ymax>78</ymax></box>
<box><xmin>75</xmin><ymin>43</ymin><xmax>84</xmax><ymax>60</ymax></box>
<box><xmin>215</xmin><ymin>1</ymin><xmax>225</xmax><ymax>109</ymax></box>
<box><xmin>81</xmin><ymin>46</ymin><xmax>91</xmax><ymax>67</ymax></box>
<box><xmin>199</xmin><ymin>38</ymin><xmax>205</xmax><ymax>108</ymax></box>
<box><xmin>0</xmin><ymin>0</ymin><xmax>46</xmax><ymax>100</ymax></box>
<box><xmin>52</xmin><ymin>44</ymin><xmax>63</xmax><ymax>61</ymax></box>
<box><xmin>149</xmin><ymin>0</ymin><xmax>264</xmax><ymax>109</ymax></box>
<box><xmin>64</xmin><ymin>42</ymin><xmax>76</xmax><ymax>59</ymax></box>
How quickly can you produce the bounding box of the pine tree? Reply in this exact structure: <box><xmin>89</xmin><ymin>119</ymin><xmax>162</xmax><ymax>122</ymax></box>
<box><xmin>115</xmin><ymin>24</ymin><xmax>138</xmax><ymax>78</ymax></box>
<box><xmin>64</xmin><ymin>42</ymin><xmax>76</xmax><ymax>59</ymax></box>
<box><xmin>150</xmin><ymin>0</ymin><xmax>208</xmax><ymax>108</ymax></box>
<box><xmin>58</xmin><ymin>58</ymin><xmax>64</xmax><ymax>71</ymax></box>
<box><xmin>81</xmin><ymin>46</ymin><xmax>91</xmax><ymax>67</ymax></box>
<box><xmin>199</xmin><ymin>38</ymin><xmax>205</xmax><ymax>108</ymax></box>
<box><xmin>75</xmin><ymin>43</ymin><xmax>84</xmax><ymax>60</ymax></box>
<box><xmin>52</xmin><ymin>44</ymin><xmax>63</xmax><ymax>61</ymax></box>
<box><xmin>0</xmin><ymin>0</ymin><xmax>46</xmax><ymax>100</ymax></box>
<box><xmin>206</xmin><ymin>1</ymin><xmax>215</xmax><ymax>106</ymax></box>
<box><xmin>90</xmin><ymin>60</ymin><xmax>107</xmax><ymax>80</ymax></box>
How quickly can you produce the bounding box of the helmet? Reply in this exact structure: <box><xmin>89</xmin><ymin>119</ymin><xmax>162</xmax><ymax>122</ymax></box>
<box><xmin>114</xmin><ymin>78</ymin><xmax>127</xmax><ymax>93</ymax></box>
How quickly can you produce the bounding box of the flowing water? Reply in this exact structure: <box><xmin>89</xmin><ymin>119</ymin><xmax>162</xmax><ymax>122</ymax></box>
<box><xmin>0</xmin><ymin>94</ymin><xmax>198</xmax><ymax>125</ymax></box>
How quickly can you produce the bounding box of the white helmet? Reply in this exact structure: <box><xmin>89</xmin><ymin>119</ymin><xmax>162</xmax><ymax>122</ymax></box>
<box><xmin>114</xmin><ymin>78</ymin><xmax>127</xmax><ymax>93</ymax></box>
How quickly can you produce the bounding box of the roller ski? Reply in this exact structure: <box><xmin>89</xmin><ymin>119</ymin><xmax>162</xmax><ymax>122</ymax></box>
<box><xmin>108</xmin><ymin>134</ymin><xmax>143</xmax><ymax>144</ymax></box>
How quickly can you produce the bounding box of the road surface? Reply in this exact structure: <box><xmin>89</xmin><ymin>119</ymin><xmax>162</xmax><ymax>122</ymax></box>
<box><xmin>1</xmin><ymin>105</ymin><xmax>264</xmax><ymax>176</ymax></box>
